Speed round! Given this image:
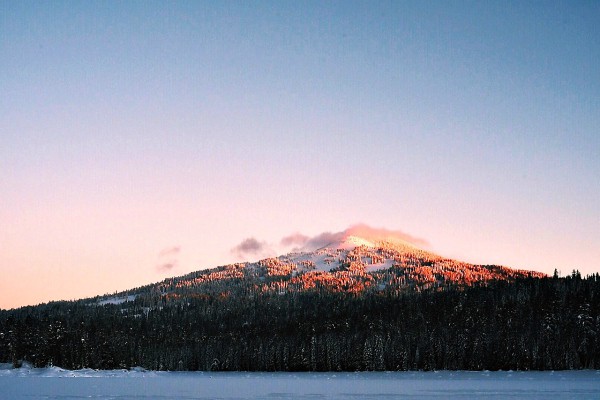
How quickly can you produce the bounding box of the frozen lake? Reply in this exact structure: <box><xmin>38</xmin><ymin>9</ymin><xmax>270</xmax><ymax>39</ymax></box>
<box><xmin>1</xmin><ymin>367</ymin><xmax>600</xmax><ymax>399</ymax></box>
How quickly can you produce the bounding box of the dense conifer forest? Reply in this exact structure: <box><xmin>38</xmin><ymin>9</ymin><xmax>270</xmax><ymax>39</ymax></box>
<box><xmin>1</xmin><ymin>273</ymin><xmax>599</xmax><ymax>371</ymax></box>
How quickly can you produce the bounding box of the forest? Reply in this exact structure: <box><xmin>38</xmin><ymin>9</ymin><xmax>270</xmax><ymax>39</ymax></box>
<box><xmin>1</xmin><ymin>272</ymin><xmax>599</xmax><ymax>371</ymax></box>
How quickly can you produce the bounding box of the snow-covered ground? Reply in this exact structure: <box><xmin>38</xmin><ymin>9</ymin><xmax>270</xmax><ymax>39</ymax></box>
<box><xmin>96</xmin><ymin>294</ymin><xmax>137</xmax><ymax>306</ymax></box>
<box><xmin>1</xmin><ymin>367</ymin><xmax>599</xmax><ymax>399</ymax></box>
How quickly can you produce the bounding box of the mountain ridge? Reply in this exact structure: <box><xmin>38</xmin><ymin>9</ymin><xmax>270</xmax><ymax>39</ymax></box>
<box><xmin>93</xmin><ymin>230</ymin><xmax>545</xmax><ymax>306</ymax></box>
<box><xmin>4</xmin><ymin>229</ymin><xmax>599</xmax><ymax>373</ymax></box>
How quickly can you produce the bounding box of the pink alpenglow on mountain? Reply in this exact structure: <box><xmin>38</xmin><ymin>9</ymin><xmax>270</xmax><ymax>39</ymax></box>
<box><xmin>137</xmin><ymin>225</ymin><xmax>545</xmax><ymax>303</ymax></box>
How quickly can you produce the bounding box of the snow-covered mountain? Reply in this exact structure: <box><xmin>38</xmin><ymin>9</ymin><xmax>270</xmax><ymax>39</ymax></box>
<box><xmin>95</xmin><ymin>228</ymin><xmax>545</xmax><ymax>305</ymax></box>
<box><xmin>7</xmin><ymin>228</ymin><xmax>585</xmax><ymax>374</ymax></box>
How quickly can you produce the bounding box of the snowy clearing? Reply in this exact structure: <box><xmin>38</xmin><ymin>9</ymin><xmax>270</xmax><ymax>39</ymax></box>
<box><xmin>96</xmin><ymin>294</ymin><xmax>137</xmax><ymax>306</ymax></box>
<box><xmin>1</xmin><ymin>368</ymin><xmax>599</xmax><ymax>399</ymax></box>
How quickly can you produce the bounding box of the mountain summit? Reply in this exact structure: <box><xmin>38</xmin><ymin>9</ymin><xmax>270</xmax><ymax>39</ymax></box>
<box><xmin>98</xmin><ymin>226</ymin><xmax>545</xmax><ymax>305</ymax></box>
<box><xmin>6</xmin><ymin>226</ymin><xmax>581</xmax><ymax>374</ymax></box>
<box><xmin>298</xmin><ymin>224</ymin><xmax>428</xmax><ymax>252</ymax></box>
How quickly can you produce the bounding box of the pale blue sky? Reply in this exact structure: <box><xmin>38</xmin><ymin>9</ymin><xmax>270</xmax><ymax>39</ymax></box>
<box><xmin>1</xmin><ymin>1</ymin><xmax>599</xmax><ymax>308</ymax></box>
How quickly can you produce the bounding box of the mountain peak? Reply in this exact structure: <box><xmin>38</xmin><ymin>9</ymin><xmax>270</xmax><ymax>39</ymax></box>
<box><xmin>310</xmin><ymin>224</ymin><xmax>427</xmax><ymax>251</ymax></box>
<box><xmin>335</xmin><ymin>235</ymin><xmax>377</xmax><ymax>249</ymax></box>
<box><xmin>91</xmin><ymin>224</ymin><xmax>546</xmax><ymax>310</ymax></box>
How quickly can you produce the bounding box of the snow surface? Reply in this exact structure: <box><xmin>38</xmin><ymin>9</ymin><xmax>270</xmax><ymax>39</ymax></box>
<box><xmin>96</xmin><ymin>294</ymin><xmax>137</xmax><ymax>306</ymax></box>
<box><xmin>328</xmin><ymin>235</ymin><xmax>376</xmax><ymax>250</ymax></box>
<box><xmin>276</xmin><ymin>237</ymin><xmax>410</xmax><ymax>275</ymax></box>
<box><xmin>1</xmin><ymin>367</ymin><xmax>599</xmax><ymax>399</ymax></box>
<box><xmin>365</xmin><ymin>258</ymin><xmax>395</xmax><ymax>272</ymax></box>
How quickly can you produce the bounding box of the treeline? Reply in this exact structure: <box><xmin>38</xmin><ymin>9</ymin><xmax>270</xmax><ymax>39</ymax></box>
<box><xmin>1</xmin><ymin>274</ymin><xmax>599</xmax><ymax>371</ymax></box>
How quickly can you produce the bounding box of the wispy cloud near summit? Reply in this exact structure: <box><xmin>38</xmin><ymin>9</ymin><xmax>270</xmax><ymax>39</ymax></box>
<box><xmin>296</xmin><ymin>224</ymin><xmax>429</xmax><ymax>251</ymax></box>
<box><xmin>156</xmin><ymin>246</ymin><xmax>181</xmax><ymax>273</ymax></box>
<box><xmin>231</xmin><ymin>237</ymin><xmax>275</xmax><ymax>260</ymax></box>
<box><xmin>232</xmin><ymin>224</ymin><xmax>429</xmax><ymax>262</ymax></box>
<box><xmin>280</xmin><ymin>233</ymin><xmax>310</xmax><ymax>248</ymax></box>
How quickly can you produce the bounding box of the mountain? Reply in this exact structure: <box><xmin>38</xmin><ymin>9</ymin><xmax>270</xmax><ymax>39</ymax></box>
<box><xmin>95</xmin><ymin>228</ymin><xmax>544</xmax><ymax>306</ymax></box>
<box><xmin>3</xmin><ymin>227</ymin><xmax>598</xmax><ymax>372</ymax></box>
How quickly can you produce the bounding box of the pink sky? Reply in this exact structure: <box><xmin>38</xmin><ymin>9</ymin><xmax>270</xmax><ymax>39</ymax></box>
<box><xmin>1</xmin><ymin>2</ymin><xmax>599</xmax><ymax>309</ymax></box>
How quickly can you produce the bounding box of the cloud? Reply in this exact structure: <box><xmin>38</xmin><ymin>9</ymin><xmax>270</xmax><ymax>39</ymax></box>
<box><xmin>231</xmin><ymin>237</ymin><xmax>275</xmax><ymax>260</ymax></box>
<box><xmin>233</xmin><ymin>224</ymin><xmax>428</xmax><ymax>261</ymax></box>
<box><xmin>233</xmin><ymin>238</ymin><xmax>263</xmax><ymax>253</ymax></box>
<box><xmin>280</xmin><ymin>224</ymin><xmax>429</xmax><ymax>252</ymax></box>
<box><xmin>158</xmin><ymin>246</ymin><xmax>180</xmax><ymax>257</ymax></box>
<box><xmin>157</xmin><ymin>262</ymin><xmax>177</xmax><ymax>272</ymax></box>
<box><xmin>303</xmin><ymin>231</ymin><xmax>345</xmax><ymax>250</ymax></box>
<box><xmin>280</xmin><ymin>233</ymin><xmax>310</xmax><ymax>247</ymax></box>
<box><xmin>156</xmin><ymin>246</ymin><xmax>181</xmax><ymax>273</ymax></box>
<box><xmin>344</xmin><ymin>224</ymin><xmax>429</xmax><ymax>247</ymax></box>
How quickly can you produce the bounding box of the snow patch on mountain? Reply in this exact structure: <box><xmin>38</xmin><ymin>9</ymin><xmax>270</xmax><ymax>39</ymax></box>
<box><xmin>97</xmin><ymin>295</ymin><xmax>137</xmax><ymax>306</ymax></box>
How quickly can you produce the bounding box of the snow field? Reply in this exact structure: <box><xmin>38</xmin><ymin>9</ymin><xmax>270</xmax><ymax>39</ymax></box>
<box><xmin>1</xmin><ymin>368</ymin><xmax>599</xmax><ymax>399</ymax></box>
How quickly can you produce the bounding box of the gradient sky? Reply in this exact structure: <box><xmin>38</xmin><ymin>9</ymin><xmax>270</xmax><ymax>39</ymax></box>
<box><xmin>1</xmin><ymin>1</ymin><xmax>599</xmax><ymax>309</ymax></box>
